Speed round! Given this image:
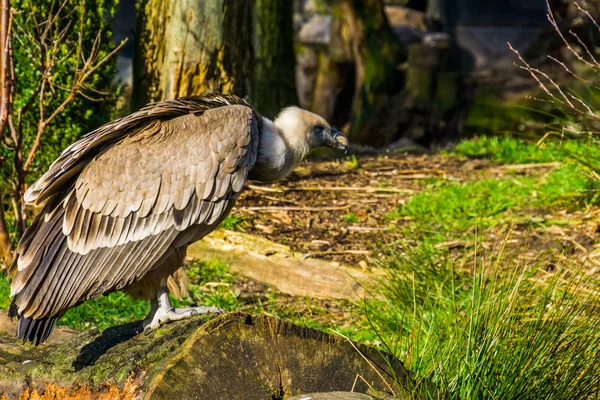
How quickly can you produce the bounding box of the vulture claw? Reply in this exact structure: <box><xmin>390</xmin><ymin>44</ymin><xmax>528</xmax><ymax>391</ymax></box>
<box><xmin>142</xmin><ymin>306</ymin><xmax>225</xmax><ymax>333</ymax></box>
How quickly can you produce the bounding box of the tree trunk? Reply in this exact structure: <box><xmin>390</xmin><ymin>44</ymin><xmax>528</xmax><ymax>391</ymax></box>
<box><xmin>251</xmin><ymin>0</ymin><xmax>297</xmax><ymax>119</ymax></box>
<box><xmin>0</xmin><ymin>0</ymin><xmax>13</xmax><ymax>265</ymax></box>
<box><xmin>133</xmin><ymin>0</ymin><xmax>253</xmax><ymax>108</ymax></box>
<box><xmin>0</xmin><ymin>312</ymin><xmax>438</xmax><ymax>399</ymax></box>
<box><xmin>0</xmin><ymin>204</ymin><xmax>10</xmax><ymax>265</ymax></box>
<box><xmin>338</xmin><ymin>0</ymin><xmax>405</xmax><ymax>145</ymax></box>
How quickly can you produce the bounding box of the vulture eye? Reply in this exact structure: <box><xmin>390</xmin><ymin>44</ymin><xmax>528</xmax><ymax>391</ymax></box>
<box><xmin>313</xmin><ymin>125</ymin><xmax>324</xmax><ymax>135</ymax></box>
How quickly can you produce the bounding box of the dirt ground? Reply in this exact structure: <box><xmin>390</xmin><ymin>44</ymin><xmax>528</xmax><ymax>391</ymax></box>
<box><xmin>233</xmin><ymin>151</ymin><xmax>600</xmax><ymax>272</ymax></box>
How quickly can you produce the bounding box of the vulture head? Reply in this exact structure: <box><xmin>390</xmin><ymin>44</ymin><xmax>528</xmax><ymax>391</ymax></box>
<box><xmin>251</xmin><ymin>106</ymin><xmax>348</xmax><ymax>182</ymax></box>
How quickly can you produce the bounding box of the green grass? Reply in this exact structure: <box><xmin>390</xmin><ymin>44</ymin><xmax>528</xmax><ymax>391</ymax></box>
<box><xmin>345</xmin><ymin>154</ymin><xmax>362</xmax><ymax>170</ymax></box>
<box><xmin>220</xmin><ymin>214</ymin><xmax>247</xmax><ymax>232</ymax></box>
<box><xmin>344</xmin><ymin>212</ymin><xmax>359</xmax><ymax>224</ymax></box>
<box><xmin>0</xmin><ymin>270</ymin><xmax>150</xmax><ymax>331</ymax></box>
<box><xmin>367</xmin><ymin>136</ymin><xmax>600</xmax><ymax>398</ymax></box>
<box><xmin>362</xmin><ymin>241</ymin><xmax>600</xmax><ymax>399</ymax></box>
<box><xmin>0</xmin><ymin>257</ymin><xmax>358</xmax><ymax>336</ymax></box>
<box><xmin>387</xmin><ymin>171</ymin><xmax>595</xmax><ymax>242</ymax></box>
<box><xmin>60</xmin><ymin>292</ymin><xmax>150</xmax><ymax>331</ymax></box>
<box><xmin>170</xmin><ymin>259</ymin><xmax>240</xmax><ymax>311</ymax></box>
<box><xmin>451</xmin><ymin>135</ymin><xmax>600</xmax><ymax>165</ymax></box>
<box><xmin>387</xmin><ymin>139</ymin><xmax>600</xmax><ymax>244</ymax></box>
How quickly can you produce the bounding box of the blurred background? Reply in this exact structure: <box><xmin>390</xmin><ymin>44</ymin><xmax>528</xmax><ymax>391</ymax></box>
<box><xmin>111</xmin><ymin>0</ymin><xmax>599</xmax><ymax>148</ymax></box>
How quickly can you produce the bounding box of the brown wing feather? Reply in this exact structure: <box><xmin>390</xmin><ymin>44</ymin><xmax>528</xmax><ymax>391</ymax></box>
<box><xmin>24</xmin><ymin>93</ymin><xmax>253</xmax><ymax>206</ymax></box>
<box><xmin>11</xmin><ymin>96</ymin><xmax>259</xmax><ymax>323</ymax></box>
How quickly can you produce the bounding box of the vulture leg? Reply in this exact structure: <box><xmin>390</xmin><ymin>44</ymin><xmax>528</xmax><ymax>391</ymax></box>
<box><xmin>142</xmin><ymin>287</ymin><xmax>224</xmax><ymax>332</ymax></box>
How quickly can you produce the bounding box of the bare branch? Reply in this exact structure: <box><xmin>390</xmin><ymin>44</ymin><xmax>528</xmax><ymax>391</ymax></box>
<box><xmin>568</xmin><ymin>93</ymin><xmax>595</xmax><ymax>116</ymax></box>
<box><xmin>545</xmin><ymin>0</ymin><xmax>598</xmax><ymax>70</ymax></box>
<box><xmin>509</xmin><ymin>42</ymin><xmax>564</xmax><ymax>106</ymax></box>
<box><xmin>568</xmin><ymin>29</ymin><xmax>600</xmax><ymax>69</ymax></box>
<box><xmin>574</xmin><ymin>2</ymin><xmax>600</xmax><ymax>33</ymax></box>
<box><xmin>547</xmin><ymin>55</ymin><xmax>590</xmax><ymax>83</ymax></box>
<box><xmin>81</xmin><ymin>38</ymin><xmax>127</xmax><ymax>81</ymax></box>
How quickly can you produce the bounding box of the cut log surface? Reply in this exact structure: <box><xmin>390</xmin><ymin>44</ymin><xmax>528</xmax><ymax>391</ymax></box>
<box><xmin>0</xmin><ymin>311</ymin><xmax>432</xmax><ymax>399</ymax></box>
<box><xmin>187</xmin><ymin>229</ymin><xmax>377</xmax><ymax>300</ymax></box>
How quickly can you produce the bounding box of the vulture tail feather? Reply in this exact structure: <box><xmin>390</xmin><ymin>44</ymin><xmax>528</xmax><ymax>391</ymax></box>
<box><xmin>16</xmin><ymin>315</ymin><xmax>58</xmax><ymax>346</ymax></box>
<box><xmin>11</xmin><ymin>301</ymin><xmax>58</xmax><ymax>346</ymax></box>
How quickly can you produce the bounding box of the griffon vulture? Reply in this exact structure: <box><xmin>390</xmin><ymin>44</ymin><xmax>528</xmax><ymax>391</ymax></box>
<box><xmin>8</xmin><ymin>93</ymin><xmax>348</xmax><ymax>345</ymax></box>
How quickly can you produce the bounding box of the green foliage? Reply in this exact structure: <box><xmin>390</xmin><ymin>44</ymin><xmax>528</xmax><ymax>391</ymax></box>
<box><xmin>60</xmin><ymin>292</ymin><xmax>150</xmax><ymax>331</ymax></box>
<box><xmin>344</xmin><ymin>154</ymin><xmax>362</xmax><ymax>170</ymax></box>
<box><xmin>1</xmin><ymin>0</ymin><xmax>120</xmax><ymax>203</ymax></box>
<box><xmin>171</xmin><ymin>259</ymin><xmax>239</xmax><ymax>311</ymax></box>
<box><xmin>220</xmin><ymin>215</ymin><xmax>247</xmax><ymax>232</ymax></box>
<box><xmin>464</xmin><ymin>86</ymin><xmax>558</xmax><ymax>137</ymax></box>
<box><xmin>0</xmin><ymin>272</ymin><xmax>11</xmax><ymax>310</ymax></box>
<box><xmin>364</xmin><ymin>243</ymin><xmax>600</xmax><ymax>399</ymax></box>
<box><xmin>343</xmin><ymin>212</ymin><xmax>359</xmax><ymax>224</ymax></box>
<box><xmin>384</xmin><ymin>137</ymin><xmax>600</xmax><ymax>243</ymax></box>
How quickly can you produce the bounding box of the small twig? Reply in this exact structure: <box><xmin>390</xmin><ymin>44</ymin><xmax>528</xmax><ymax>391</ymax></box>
<box><xmin>568</xmin><ymin>93</ymin><xmax>594</xmax><ymax>116</ymax></box>
<box><xmin>347</xmin><ymin>226</ymin><xmax>387</xmax><ymax>232</ymax></box>
<box><xmin>568</xmin><ymin>29</ymin><xmax>600</xmax><ymax>69</ymax></box>
<box><xmin>245</xmin><ymin>205</ymin><xmax>351</xmax><ymax>212</ymax></box>
<box><xmin>510</xmin><ymin>42</ymin><xmax>561</xmax><ymax>103</ymax></box>
<box><xmin>574</xmin><ymin>2</ymin><xmax>600</xmax><ymax>33</ymax></box>
<box><xmin>547</xmin><ymin>55</ymin><xmax>589</xmax><ymax>83</ymax></box>
<box><xmin>496</xmin><ymin>162</ymin><xmax>561</xmax><ymax>171</ymax></box>
<box><xmin>306</xmin><ymin>250</ymin><xmax>373</xmax><ymax>257</ymax></box>
<box><xmin>246</xmin><ymin>184</ymin><xmax>282</xmax><ymax>193</ymax></box>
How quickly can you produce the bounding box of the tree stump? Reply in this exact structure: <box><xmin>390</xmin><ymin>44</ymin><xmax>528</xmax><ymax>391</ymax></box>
<box><xmin>0</xmin><ymin>312</ymin><xmax>435</xmax><ymax>399</ymax></box>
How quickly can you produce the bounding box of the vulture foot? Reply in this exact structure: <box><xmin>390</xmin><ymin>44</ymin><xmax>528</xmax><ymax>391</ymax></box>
<box><xmin>142</xmin><ymin>306</ymin><xmax>224</xmax><ymax>333</ymax></box>
<box><xmin>142</xmin><ymin>286</ymin><xmax>224</xmax><ymax>333</ymax></box>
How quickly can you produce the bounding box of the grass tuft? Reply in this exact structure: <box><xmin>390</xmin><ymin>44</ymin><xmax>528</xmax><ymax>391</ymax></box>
<box><xmin>365</xmin><ymin>240</ymin><xmax>600</xmax><ymax>399</ymax></box>
<box><xmin>220</xmin><ymin>215</ymin><xmax>247</xmax><ymax>232</ymax></box>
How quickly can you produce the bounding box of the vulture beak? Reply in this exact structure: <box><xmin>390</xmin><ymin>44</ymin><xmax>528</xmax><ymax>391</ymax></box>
<box><xmin>324</xmin><ymin>128</ymin><xmax>349</xmax><ymax>153</ymax></box>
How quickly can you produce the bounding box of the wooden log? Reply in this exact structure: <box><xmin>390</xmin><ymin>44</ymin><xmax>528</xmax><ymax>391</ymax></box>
<box><xmin>288</xmin><ymin>393</ymin><xmax>375</xmax><ymax>400</ymax></box>
<box><xmin>186</xmin><ymin>229</ymin><xmax>377</xmax><ymax>300</ymax></box>
<box><xmin>0</xmin><ymin>311</ymin><xmax>435</xmax><ymax>399</ymax></box>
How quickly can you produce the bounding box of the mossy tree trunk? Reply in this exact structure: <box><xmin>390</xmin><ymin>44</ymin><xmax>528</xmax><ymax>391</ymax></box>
<box><xmin>252</xmin><ymin>0</ymin><xmax>297</xmax><ymax>119</ymax></box>
<box><xmin>338</xmin><ymin>0</ymin><xmax>405</xmax><ymax>145</ymax></box>
<box><xmin>133</xmin><ymin>0</ymin><xmax>253</xmax><ymax>108</ymax></box>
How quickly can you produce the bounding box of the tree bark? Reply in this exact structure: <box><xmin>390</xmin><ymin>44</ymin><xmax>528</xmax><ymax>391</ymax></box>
<box><xmin>251</xmin><ymin>0</ymin><xmax>297</xmax><ymax>119</ymax></box>
<box><xmin>338</xmin><ymin>0</ymin><xmax>405</xmax><ymax>145</ymax></box>
<box><xmin>0</xmin><ymin>312</ymin><xmax>436</xmax><ymax>399</ymax></box>
<box><xmin>0</xmin><ymin>201</ymin><xmax>11</xmax><ymax>264</ymax></box>
<box><xmin>0</xmin><ymin>0</ymin><xmax>13</xmax><ymax>264</ymax></box>
<box><xmin>134</xmin><ymin>0</ymin><xmax>253</xmax><ymax>108</ymax></box>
